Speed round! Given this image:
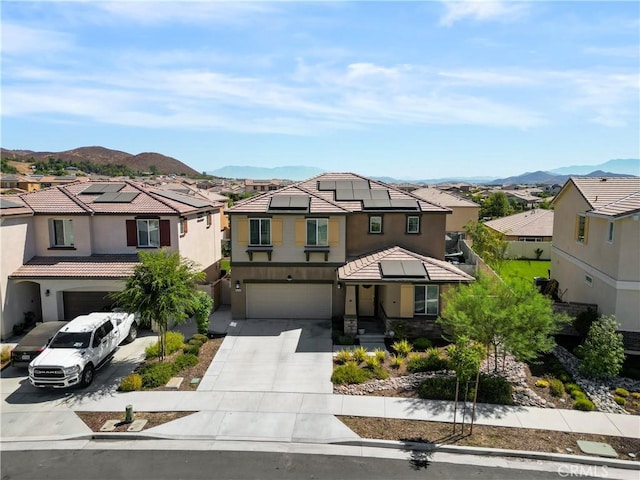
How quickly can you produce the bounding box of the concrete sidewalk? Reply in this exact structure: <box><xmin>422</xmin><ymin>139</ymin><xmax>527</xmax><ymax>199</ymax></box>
<box><xmin>2</xmin><ymin>306</ymin><xmax>639</xmax><ymax>449</ymax></box>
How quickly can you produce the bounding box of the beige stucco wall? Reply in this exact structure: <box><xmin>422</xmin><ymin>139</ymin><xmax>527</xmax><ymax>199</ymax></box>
<box><xmin>230</xmin><ymin>265</ymin><xmax>341</xmax><ymax>319</ymax></box>
<box><xmin>33</xmin><ymin>215</ymin><xmax>92</xmax><ymax>256</ymax></box>
<box><xmin>448</xmin><ymin>206</ymin><xmax>479</xmax><ymax>233</ymax></box>
<box><xmin>617</xmin><ymin>216</ymin><xmax>640</xmax><ymax>281</ymax></box>
<box><xmin>178</xmin><ymin>212</ymin><xmax>223</xmax><ymax>282</ymax></box>
<box><xmin>346</xmin><ymin>212</ymin><xmax>446</xmax><ymax>259</ymax></box>
<box><xmin>91</xmin><ymin>215</ymin><xmax>179</xmax><ymax>254</ymax></box>
<box><xmin>230</xmin><ymin>215</ymin><xmax>346</xmax><ymax>264</ymax></box>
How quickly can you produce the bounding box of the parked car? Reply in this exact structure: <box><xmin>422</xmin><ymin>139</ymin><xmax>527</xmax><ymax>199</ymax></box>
<box><xmin>28</xmin><ymin>311</ymin><xmax>138</xmax><ymax>388</ymax></box>
<box><xmin>10</xmin><ymin>321</ymin><xmax>68</xmax><ymax>368</ymax></box>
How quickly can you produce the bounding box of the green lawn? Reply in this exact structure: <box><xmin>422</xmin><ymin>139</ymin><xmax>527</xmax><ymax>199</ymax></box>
<box><xmin>221</xmin><ymin>258</ymin><xmax>230</xmax><ymax>273</ymax></box>
<box><xmin>499</xmin><ymin>259</ymin><xmax>550</xmax><ymax>280</ymax></box>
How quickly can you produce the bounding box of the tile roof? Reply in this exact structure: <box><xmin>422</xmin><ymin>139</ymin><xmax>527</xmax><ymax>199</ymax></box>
<box><xmin>569</xmin><ymin>177</ymin><xmax>640</xmax><ymax>216</ymax></box>
<box><xmin>338</xmin><ymin>246</ymin><xmax>474</xmax><ymax>283</ymax></box>
<box><xmin>484</xmin><ymin>209</ymin><xmax>554</xmax><ymax>237</ymax></box>
<box><xmin>12</xmin><ymin>180</ymin><xmax>222</xmax><ymax>216</ymax></box>
<box><xmin>10</xmin><ymin>255</ymin><xmax>140</xmax><ymax>279</ymax></box>
<box><xmin>411</xmin><ymin>186</ymin><xmax>480</xmax><ymax>208</ymax></box>
<box><xmin>0</xmin><ymin>195</ymin><xmax>34</xmax><ymax>217</ymax></box>
<box><xmin>228</xmin><ymin>172</ymin><xmax>449</xmax><ymax>214</ymax></box>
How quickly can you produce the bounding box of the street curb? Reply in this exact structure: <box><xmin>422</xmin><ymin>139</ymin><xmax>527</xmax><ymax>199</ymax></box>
<box><xmin>336</xmin><ymin>439</ymin><xmax>640</xmax><ymax>470</ymax></box>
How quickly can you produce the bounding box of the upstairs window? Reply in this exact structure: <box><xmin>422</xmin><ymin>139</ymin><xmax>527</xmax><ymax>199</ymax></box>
<box><xmin>576</xmin><ymin>215</ymin><xmax>587</xmax><ymax>244</ymax></box>
<box><xmin>249</xmin><ymin>218</ymin><xmax>271</xmax><ymax>246</ymax></box>
<box><xmin>137</xmin><ymin>219</ymin><xmax>160</xmax><ymax>247</ymax></box>
<box><xmin>369</xmin><ymin>216</ymin><xmax>383</xmax><ymax>234</ymax></box>
<box><xmin>407</xmin><ymin>216</ymin><xmax>420</xmax><ymax>234</ymax></box>
<box><xmin>50</xmin><ymin>219</ymin><xmax>74</xmax><ymax>247</ymax></box>
<box><xmin>206</xmin><ymin>213</ymin><xmax>212</xmax><ymax>228</ymax></box>
<box><xmin>306</xmin><ymin>218</ymin><xmax>328</xmax><ymax>246</ymax></box>
<box><xmin>607</xmin><ymin>222</ymin><xmax>614</xmax><ymax>243</ymax></box>
<box><xmin>178</xmin><ymin>217</ymin><xmax>188</xmax><ymax>236</ymax></box>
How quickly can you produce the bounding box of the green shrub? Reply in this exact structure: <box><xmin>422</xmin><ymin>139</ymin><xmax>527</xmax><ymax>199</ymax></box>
<box><xmin>564</xmin><ymin>383</ymin><xmax>581</xmax><ymax>394</ymax></box>
<box><xmin>191</xmin><ymin>333</ymin><xmax>209</xmax><ymax>344</ymax></box>
<box><xmin>631</xmin><ymin>392</ymin><xmax>640</xmax><ymax>400</ymax></box>
<box><xmin>331</xmin><ymin>361</ymin><xmax>373</xmax><ymax>385</ymax></box>
<box><xmin>614</xmin><ymin>387</ymin><xmax>629</xmax><ymax>397</ymax></box>
<box><xmin>580</xmin><ymin>315</ymin><xmax>625</xmax><ymax>379</ymax></box>
<box><xmin>573</xmin><ymin>345</ymin><xmax>585</xmax><ymax>360</ymax></box>
<box><xmin>352</xmin><ymin>346</ymin><xmax>368</xmax><ymax>363</ymax></box>
<box><xmin>571</xmin><ymin>390</ymin><xmax>587</xmax><ymax>401</ymax></box>
<box><xmin>173</xmin><ymin>353</ymin><xmax>199</xmax><ymax>372</ymax></box>
<box><xmin>549</xmin><ymin>378</ymin><xmax>565</xmax><ymax>397</ymax></box>
<box><xmin>573</xmin><ymin>398</ymin><xmax>595</xmax><ymax>411</ymax></box>
<box><xmin>374</xmin><ymin>349</ymin><xmax>386</xmax><ymax>362</ymax></box>
<box><xmin>417</xmin><ymin>375</ymin><xmax>513</xmax><ymax>405</ymax></box>
<box><xmin>183</xmin><ymin>343</ymin><xmax>201</xmax><ymax>356</ymax></box>
<box><xmin>364</xmin><ymin>356</ymin><xmax>379</xmax><ymax>369</ymax></box>
<box><xmin>0</xmin><ymin>346</ymin><xmax>10</xmax><ymax>363</ymax></box>
<box><xmin>371</xmin><ymin>365</ymin><xmax>389</xmax><ymax>380</ymax></box>
<box><xmin>535</xmin><ymin>380</ymin><xmax>549</xmax><ymax>388</ymax></box>
<box><xmin>406</xmin><ymin>353</ymin><xmax>448</xmax><ymax>373</ymax></box>
<box><xmin>413</xmin><ymin>337</ymin><xmax>432</xmax><ymax>351</ymax></box>
<box><xmin>119</xmin><ymin>373</ymin><xmax>142</xmax><ymax>392</ymax></box>
<box><xmin>390</xmin><ymin>355</ymin><xmax>403</xmax><ymax>369</ymax></box>
<box><xmin>140</xmin><ymin>362</ymin><xmax>175</xmax><ymax>388</ymax></box>
<box><xmin>145</xmin><ymin>331</ymin><xmax>185</xmax><ymax>359</ymax></box>
<box><xmin>188</xmin><ymin>338</ymin><xmax>204</xmax><ymax>347</ymax></box>
<box><xmin>573</xmin><ymin>307</ymin><xmax>598</xmax><ymax>338</ymax></box>
<box><xmin>392</xmin><ymin>339</ymin><xmax>413</xmax><ymax>357</ymax></box>
<box><xmin>613</xmin><ymin>395</ymin><xmax>627</xmax><ymax>406</ymax></box>
<box><xmin>335</xmin><ymin>349</ymin><xmax>353</xmax><ymax>364</ymax></box>
<box><xmin>192</xmin><ymin>290</ymin><xmax>213</xmax><ymax>335</ymax></box>
<box><xmin>557</xmin><ymin>372</ymin><xmax>571</xmax><ymax>383</ymax></box>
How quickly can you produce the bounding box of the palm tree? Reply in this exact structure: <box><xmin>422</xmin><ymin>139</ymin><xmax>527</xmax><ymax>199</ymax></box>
<box><xmin>111</xmin><ymin>250</ymin><xmax>205</xmax><ymax>361</ymax></box>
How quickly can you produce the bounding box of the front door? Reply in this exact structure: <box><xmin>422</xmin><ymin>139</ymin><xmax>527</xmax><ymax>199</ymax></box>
<box><xmin>358</xmin><ymin>285</ymin><xmax>376</xmax><ymax>317</ymax></box>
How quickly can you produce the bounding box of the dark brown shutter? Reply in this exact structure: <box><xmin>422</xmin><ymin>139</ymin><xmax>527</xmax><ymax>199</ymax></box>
<box><xmin>183</xmin><ymin>218</ymin><xmax>188</xmax><ymax>234</ymax></box>
<box><xmin>160</xmin><ymin>220</ymin><xmax>170</xmax><ymax>246</ymax></box>
<box><xmin>126</xmin><ymin>220</ymin><xmax>137</xmax><ymax>246</ymax></box>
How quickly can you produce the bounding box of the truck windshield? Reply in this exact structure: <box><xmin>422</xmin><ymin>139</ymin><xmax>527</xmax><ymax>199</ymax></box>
<box><xmin>49</xmin><ymin>332</ymin><xmax>91</xmax><ymax>349</ymax></box>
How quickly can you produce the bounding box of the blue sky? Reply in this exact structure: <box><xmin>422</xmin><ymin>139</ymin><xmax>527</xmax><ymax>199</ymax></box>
<box><xmin>2</xmin><ymin>1</ymin><xmax>639</xmax><ymax>179</ymax></box>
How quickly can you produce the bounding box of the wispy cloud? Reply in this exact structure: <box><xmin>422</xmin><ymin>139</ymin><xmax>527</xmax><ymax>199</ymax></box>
<box><xmin>0</xmin><ymin>23</ymin><xmax>73</xmax><ymax>54</ymax></box>
<box><xmin>439</xmin><ymin>0</ymin><xmax>529</xmax><ymax>27</ymax></box>
<box><xmin>583</xmin><ymin>46</ymin><xmax>640</xmax><ymax>59</ymax></box>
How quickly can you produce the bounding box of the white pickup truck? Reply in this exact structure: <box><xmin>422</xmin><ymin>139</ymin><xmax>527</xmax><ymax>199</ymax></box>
<box><xmin>28</xmin><ymin>311</ymin><xmax>138</xmax><ymax>388</ymax></box>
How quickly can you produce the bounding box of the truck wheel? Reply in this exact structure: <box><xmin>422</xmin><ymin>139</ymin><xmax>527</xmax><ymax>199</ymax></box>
<box><xmin>80</xmin><ymin>364</ymin><xmax>94</xmax><ymax>388</ymax></box>
<box><xmin>124</xmin><ymin>322</ymin><xmax>138</xmax><ymax>343</ymax></box>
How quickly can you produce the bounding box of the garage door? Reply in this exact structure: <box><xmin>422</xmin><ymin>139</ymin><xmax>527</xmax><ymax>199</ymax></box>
<box><xmin>63</xmin><ymin>291</ymin><xmax>115</xmax><ymax>320</ymax></box>
<box><xmin>246</xmin><ymin>284</ymin><xmax>332</xmax><ymax>319</ymax></box>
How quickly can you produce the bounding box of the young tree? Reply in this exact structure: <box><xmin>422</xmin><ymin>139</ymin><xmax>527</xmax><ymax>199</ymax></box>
<box><xmin>464</xmin><ymin>221</ymin><xmax>508</xmax><ymax>272</ymax></box>
<box><xmin>580</xmin><ymin>315</ymin><xmax>625</xmax><ymax>379</ymax></box>
<box><xmin>192</xmin><ymin>290</ymin><xmax>214</xmax><ymax>335</ymax></box>
<box><xmin>439</xmin><ymin>274</ymin><xmax>563</xmax><ymax>372</ymax></box>
<box><xmin>111</xmin><ymin>250</ymin><xmax>205</xmax><ymax>361</ymax></box>
<box><xmin>480</xmin><ymin>191</ymin><xmax>512</xmax><ymax>219</ymax></box>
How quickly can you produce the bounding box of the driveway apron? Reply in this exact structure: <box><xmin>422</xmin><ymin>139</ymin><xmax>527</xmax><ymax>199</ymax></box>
<box><xmin>197</xmin><ymin>319</ymin><xmax>334</xmax><ymax>394</ymax></box>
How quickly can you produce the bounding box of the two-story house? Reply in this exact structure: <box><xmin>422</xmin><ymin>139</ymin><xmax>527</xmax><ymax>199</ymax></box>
<box><xmin>0</xmin><ymin>180</ymin><xmax>223</xmax><ymax>339</ymax></box>
<box><xmin>551</xmin><ymin>177</ymin><xmax>640</xmax><ymax>353</ymax></box>
<box><xmin>410</xmin><ymin>186</ymin><xmax>480</xmax><ymax>235</ymax></box>
<box><xmin>227</xmin><ymin>173</ymin><xmax>473</xmax><ymax>337</ymax></box>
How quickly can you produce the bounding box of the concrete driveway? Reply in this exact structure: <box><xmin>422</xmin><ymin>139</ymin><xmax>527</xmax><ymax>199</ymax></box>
<box><xmin>197</xmin><ymin>318</ymin><xmax>334</xmax><ymax>394</ymax></box>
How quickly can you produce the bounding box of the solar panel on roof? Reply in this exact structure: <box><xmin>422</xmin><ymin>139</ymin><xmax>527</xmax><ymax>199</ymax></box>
<box><xmin>268</xmin><ymin>195</ymin><xmax>310</xmax><ymax>210</ymax></box>
<box><xmin>93</xmin><ymin>192</ymin><xmax>139</xmax><ymax>203</ymax></box>
<box><xmin>81</xmin><ymin>183</ymin><xmax>126</xmax><ymax>194</ymax></box>
<box><xmin>153</xmin><ymin>190</ymin><xmax>210</xmax><ymax>208</ymax></box>
<box><xmin>362</xmin><ymin>199</ymin><xmax>419</xmax><ymax>210</ymax></box>
<box><xmin>370</xmin><ymin>189</ymin><xmax>390</xmax><ymax>199</ymax></box>
<box><xmin>334</xmin><ymin>189</ymin><xmax>356</xmax><ymax>201</ymax></box>
<box><xmin>317</xmin><ymin>180</ymin><xmax>336</xmax><ymax>191</ymax></box>
<box><xmin>379</xmin><ymin>260</ymin><xmax>427</xmax><ymax>278</ymax></box>
<box><xmin>0</xmin><ymin>198</ymin><xmax>22</xmax><ymax>209</ymax></box>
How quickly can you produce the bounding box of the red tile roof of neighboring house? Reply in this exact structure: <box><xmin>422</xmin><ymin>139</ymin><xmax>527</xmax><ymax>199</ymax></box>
<box><xmin>10</xmin><ymin>255</ymin><xmax>140</xmax><ymax>279</ymax></box>
<box><xmin>228</xmin><ymin>172</ymin><xmax>449</xmax><ymax>214</ymax></box>
<box><xmin>0</xmin><ymin>195</ymin><xmax>34</xmax><ymax>217</ymax></box>
<box><xmin>10</xmin><ymin>180</ymin><xmax>222</xmax><ymax>216</ymax></box>
<box><xmin>338</xmin><ymin>246</ymin><xmax>474</xmax><ymax>283</ymax></box>
<box><xmin>484</xmin><ymin>209</ymin><xmax>554</xmax><ymax>237</ymax></box>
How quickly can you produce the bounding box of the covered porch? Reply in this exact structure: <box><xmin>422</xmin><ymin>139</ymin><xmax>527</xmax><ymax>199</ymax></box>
<box><xmin>337</xmin><ymin>246</ymin><xmax>474</xmax><ymax>341</ymax></box>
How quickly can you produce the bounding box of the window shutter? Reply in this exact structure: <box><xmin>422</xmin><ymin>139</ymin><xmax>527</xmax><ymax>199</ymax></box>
<box><xmin>183</xmin><ymin>218</ymin><xmax>188</xmax><ymax>234</ymax></box>
<box><xmin>160</xmin><ymin>220</ymin><xmax>171</xmax><ymax>246</ymax></box>
<box><xmin>583</xmin><ymin>217</ymin><xmax>589</xmax><ymax>244</ymax></box>
<box><xmin>236</xmin><ymin>217</ymin><xmax>248</xmax><ymax>245</ymax></box>
<box><xmin>574</xmin><ymin>215</ymin><xmax>579</xmax><ymax>241</ymax></box>
<box><xmin>272</xmin><ymin>218</ymin><xmax>283</xmax><ymax>246</ymax></box>
<box><xmin>126</xmin><ymin>220</ymin><xmax>137</xmax><ymax>246</ymax></box>
<box><xmin>329</xmin><ymin>219</ymin><xmax>339</xmax><ymax>246</ymax></box>
<box><xmin>295</xmin><ymin>219</ymin><xmax>306</xmax><ymax>246</ymax></box>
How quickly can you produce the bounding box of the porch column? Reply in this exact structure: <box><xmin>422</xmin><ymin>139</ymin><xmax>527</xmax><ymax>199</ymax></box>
<box><xmin>343</xmin><ymin>284</ymin><xmax>357</xmax><ymax>335</ymax></box>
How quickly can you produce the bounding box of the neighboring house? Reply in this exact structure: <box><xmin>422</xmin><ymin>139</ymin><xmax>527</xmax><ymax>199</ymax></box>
<box><xmin>484</xmin><ymin>209</ymin><xmax>554</xmax><ymax>260</ymax></box>
<box><xmin>0</xmin><ymin>180</ymin><xmax>223</xmax><ymax>339</ymax></box>
<box><xmin>226</xmin><ymin>173</ymin><xmax>473</xmax><ymax>337</ymax></box>
<box><xmin>503</xmin><ymin>189</ymin><xmax>544</xmax><ymax>210</ymax></box>
<box><xmin>410</xmin><ymin>186</ymin><xmax>480</xmax><ymax>234</ymax></box>
<box><xmin>550</xmin><ymin>177</ymin><xmax>640</xmax><ymax>353</ymax></box>
<box><xmin>244</xmin><ymin>179</ymin><xmax>285</xmax><ymax>193</ymax></box>
<box><xmin>0</xmin><ymin>174</ymin><xmax>82</xmax><ymax>192</ymax></box>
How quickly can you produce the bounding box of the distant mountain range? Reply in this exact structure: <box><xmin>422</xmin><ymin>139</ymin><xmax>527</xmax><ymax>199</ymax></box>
<box><xmin>1</xmin><ymin>146</ymin><xmax>199</xmax><ymax>176</ymax></box>
<box><xmin>207</xmin><ymin>165</ymin><xmax>324</xmax><ymax>180</ymax></box>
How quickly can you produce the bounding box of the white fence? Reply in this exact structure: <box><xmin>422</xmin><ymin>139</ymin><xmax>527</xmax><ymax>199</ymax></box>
<box><xmin>505</xmin><ymin>241</ymin><xmax>552</xmax><ymax>260</ymax></box>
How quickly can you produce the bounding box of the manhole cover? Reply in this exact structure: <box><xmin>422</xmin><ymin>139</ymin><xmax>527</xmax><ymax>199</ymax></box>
<box><xmin>577</xmin><ymin>440</ymin><xmax>618</xmax><ymax>458</ymax></box>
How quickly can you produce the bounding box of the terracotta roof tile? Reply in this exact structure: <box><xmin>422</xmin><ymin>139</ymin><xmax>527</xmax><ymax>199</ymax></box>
<box><xmin>10</xmin><ymin>255</ymin><xmax>140</xmax><ymax>279</ymax></box>
<box><xmin>338</xmin><ymin>246</ymin><xmax>474</xmax><ymax>283</ymax></box>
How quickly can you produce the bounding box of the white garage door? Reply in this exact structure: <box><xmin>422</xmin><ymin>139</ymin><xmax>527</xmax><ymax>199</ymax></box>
<box><xmin>246</xmin><ymin>284</ymin><xmax>332</xmax><ymax>319</ymax></box>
